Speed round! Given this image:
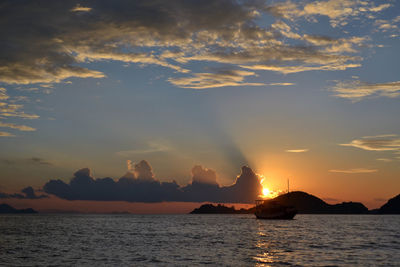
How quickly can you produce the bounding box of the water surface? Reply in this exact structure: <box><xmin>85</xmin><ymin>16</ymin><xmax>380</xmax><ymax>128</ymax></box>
<box><xmin>1</xmin><ymin>214</ymin><xmax>399</xmax><ymax>266</ymax></box>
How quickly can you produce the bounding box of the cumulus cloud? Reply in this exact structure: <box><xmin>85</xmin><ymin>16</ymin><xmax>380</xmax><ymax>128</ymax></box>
<box><xmin>285</xmin><ymin>149</ymin><xmax>309</xmax><ymax>153</ymax></box>
<box><xmin>42</xmin><ymin>160</ymin><xmax>262</xmax><ymax>203</ymax></box>
<box><xmin>331</xmin><ymin>80</ymin><xmax>400</xmax><ymax>101</ymax></box>
<box><xmin>0</xmin><ymin>186</ymin><xmax>48</xmax><ymax>199</ymax></box>
<box><xmin>191</xmin><ymin>165</ymin><xmax>218</xmax><ymax>185</ymax></box>
<box><xmin>133</xmin><ymin>160</ymin><xmax>155</xmax><ymax>181</ymax></box>
<box><xmin>0</xmin><ymin>0</ymin><xmax>370</xmax><ymax>87</ymax></box>
<box><xmin>329</xmin><ymin>168</ymin><xmax>378</xmax><ymax>173</ymax></box>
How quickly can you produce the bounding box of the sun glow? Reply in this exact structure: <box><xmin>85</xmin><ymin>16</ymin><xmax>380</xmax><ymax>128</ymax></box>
<box><xmin>259</xmin><ymin>175</ymin><xmax>280</xmax><ymax>199</ymax></box>
<box><xmin>262</xmin><ymin>187</ymin><xmax>270</xmax><ymax>197</ymax></box>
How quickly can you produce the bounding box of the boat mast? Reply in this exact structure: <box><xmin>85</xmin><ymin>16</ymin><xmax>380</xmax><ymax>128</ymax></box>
<box><xmin>287</xmin><ymin>178</ymin><xmax>289</xmax><ymax>194</ymax></box>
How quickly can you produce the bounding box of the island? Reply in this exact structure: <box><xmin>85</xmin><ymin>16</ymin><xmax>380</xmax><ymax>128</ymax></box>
<box><xmin>378</xmin><ymin>194</ymin><xmax>400</xmax><ymax>214</ymax></box>
<box><xmin>0</xmin><ymin>203</ymin><xmax>38</xmax><ymax>214</ymax></box>
<box><xmin>190</xmin><ymin>191</ymin><xmax>378</xmax><ymax>214</ymax></box>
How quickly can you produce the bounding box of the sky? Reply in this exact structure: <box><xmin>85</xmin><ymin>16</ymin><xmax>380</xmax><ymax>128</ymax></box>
<box><xmin>0</xmin><ymin>0</ymin><xmax>400</xmax><ymax>211</ymax></box>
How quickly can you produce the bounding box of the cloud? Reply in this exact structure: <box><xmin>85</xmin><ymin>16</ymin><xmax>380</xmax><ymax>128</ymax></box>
<box><xmin>268</xmin><ymin>82</ymin><xmax>295</xmax><ymax>86</ymax></box>
<box><xmin>331</xmin><ymin>80</ymin><xmax>400</xmax><ymax>101</ymax></box>
<box><xmin>0</xmin><ymin>88</ymin><xmax>9</xmax><ymax>100</ymax></box>
<box><xmin>0</xmin><ymin>186</ymin><xmax>47</xmax><ymax>199</ymax></box>
<box><xmin>116</xmin><ymin>142</ymin><xmax>170</xmax><ymax>156</ymax></box>
<box><xmin>240</xmin><ymin>62</ymin><xmax>361</xmax><ymax>74</ymax></box>
<box><xmin>266</xmin><ymin>0</ymin><xmax>390</xmax><ymax>27</ymax></box>
<box><xmin>285</xmin><ymin>149</ymin><xmax>309</xmax><ymax>153</ymax></box>
<box><xmin>303</xmin><ymin>35</ymin><xmax>367</xmax><ymax>53</ymax></box>
<box><xmin>340</xmin><ymin>135</ymin><xmax>400</xmax><ymax>162</ymax></box>
<box><xmin>42</xmin><ymin>160</ymin><xmax>262</xmax><ymax>203</ymax></box>
<box><xmin>133</xmin><ymin>160</ymin><xmax>155</xmax><ymax>181</ymax></box>
<box><xmin>168</xmin><ymin>70</ymin><xmax>264</xmax><ymax>89</ymax></box>
<box><xmin>191</xmin><ymin>165</ymin><xmax>218</xmax><ymax>185</ymax></box>
<box><xmin>29</xmin><ymin>157</ymin><xmax>53</xmax><ymax>165</ymax></box>
<box><xmin>0</xmin><ymin>131</ymin><xmax>14</xmax><ymax>137</ymax></box>
<box><xmin>340</xmin><ymin>135</ymin><xmax>400</xmax><ymax>151</ymax></box>
<box><xmin>376</xmin><ymin>158</ymin><xmax>393</xmax><ymax>162</ymax></box>
<box><xmin>0</xmin><ymin>157</ymin><xmax>52</xmax><ymax>166</ymax></box>
<box><xmin>329</xmin><ymin>168</ymin><xmax>378</xmax><ymax>173</ymax></box>
<box><xmin>0</xmin><ymin>88</ymin><xmax>39</xmax><ymax>120</ymax></box>
<box><xmin>70</xmin><ymin>5</ymin><xmax>92</xmax><ymax>12</ymax></box>
<box><xmin>0</xmin><ymin>0</ymin><xmax>369</xmax><ymax>87</ymax></box>
<box><xmin>0</xmin><ymin>122</ymin><xmax>36</xmax><ymax>132</ymax></box>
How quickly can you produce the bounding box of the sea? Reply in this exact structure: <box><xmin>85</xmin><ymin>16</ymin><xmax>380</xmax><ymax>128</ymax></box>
<box><xmin>1</xmin><ymin>214</ymin><xmax>399</xmax><ymax>266</ymax></box>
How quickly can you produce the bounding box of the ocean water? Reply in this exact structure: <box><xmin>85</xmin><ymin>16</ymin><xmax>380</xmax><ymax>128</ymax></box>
<box><xmin>1</xmin><ymin>214</ymin><xmax>399</xmax><ymax>266</ymax></box>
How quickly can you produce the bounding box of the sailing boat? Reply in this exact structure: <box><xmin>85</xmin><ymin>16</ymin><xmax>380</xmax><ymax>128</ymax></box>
<box><xmin>255</xmin><ymin>178</ymin><xmax>297</xmax><ymax>220</ymax></box>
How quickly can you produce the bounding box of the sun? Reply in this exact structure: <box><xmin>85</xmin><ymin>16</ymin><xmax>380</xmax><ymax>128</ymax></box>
<box><xmin>262</xmin><ymin>187</ymin><xmax>270</xmax><ymax>197</ymax></box>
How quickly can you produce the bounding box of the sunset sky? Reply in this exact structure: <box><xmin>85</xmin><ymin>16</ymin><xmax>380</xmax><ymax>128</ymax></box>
<box><xmin>1</xmin><ymin>0</ymin><xmax>399</xmax><ymax>211</ymax></box>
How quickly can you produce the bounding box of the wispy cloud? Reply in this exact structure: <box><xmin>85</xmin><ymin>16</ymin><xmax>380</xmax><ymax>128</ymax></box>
<box><xmin>376</xmin><ymin>158</ymin><xmax>393</xmax><ymax>162</ymax></box>
<box><xmin>340</xmin><ymin>135</ymin><xmax>400</xmax><ymax>151</ymax></box>
<box><xmin>0</xmin><ymin>122</ymin><xmax>36</xmax><ymax>132</ymax></box>
<box><xmin>0</xmin><ymin>88</ymin><xmax>9</xmax><ymax>100</ymax></box>
<box><xmin>0</xmin><ymin>88</ymin><xmax>39</xmax><ymax>119</ymax></box>
<box><xmin>241</xmin><ymin>62</ymin><xmax>361</xmax><ymax>74</ymax></box>
<box><xmin>168</xmin><ymin>70</ymin><xmax>264</xmax><ymax>89</ymax></box>
<box><xmin>0</xmin><ymin>157</ymin><xmax>52</xmax><ymax>166</ymax></box>
<box><xmin>116</xmin><ymin>142</ymin><xmax>170</xmax><ymax>157</ymax></box>
<box><xmin>0</xmin><ymin>131</ymin><xmax>15</xmax><ymax>137</ymax></box>
<box><xmin>285</xmin><ymin>149</ymin><xmax>309</xmax><ymax>153</ymax></box>
<box><xmin>329</xmin><ymin>168</ymin><xmax>378</xmax><ymax>174</ymax></box>
<box><xmin>331</xmin><ymin>80</ymin><xmax>400</xmax><ymax>101</ymax></box>
<box><xmin>267</xmin><ymin>0</ymin><xmax>390</xmax><ymax>27</ymax></box>
<box><xmin>70</xmin><ymin>5</ymin><xmax>92</xmax><ymax>12</ymax></box>
<box><xmin>268</xmin><ymin>82</ymin><xmax>295</xmax><ymax>86</ymax></box>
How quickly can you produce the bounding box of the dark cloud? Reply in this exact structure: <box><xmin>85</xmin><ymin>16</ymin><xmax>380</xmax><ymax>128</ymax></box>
<box><xmin>0</xmin><ymin>157</ymin><xmax>52</xmax><ymax>166</ymax></box>
<box><xmin>191</xmin><ymin>165</ymin><xmax>218</xmax><ymax>185</ymax></box>
<box><xmin>0</xmin><ymin>186</ymin><xmax>48</xmax><ymax>199</ymax></box>
<box><xmin>42</xmin><ymin>160</ymin><xmax>262</xmax><ymax>203</ymax></box>
<box><xmin>0</xmin><ymin>0</ymin><xmax>364</xmax><ymax>86</ymax></box>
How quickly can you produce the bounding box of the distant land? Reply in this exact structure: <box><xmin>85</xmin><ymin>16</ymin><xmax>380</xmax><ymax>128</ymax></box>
<box><xmin>190</xmin><ymin>204</ymin><xmax>255</xmax><ymax>214</ymax></box>
<box><xmin>0</xmin><ymin>203</ymin><xmax>37</xmax><ymax>214</ymax></box>
<box><xmin>378</xmin><ymin>194</ymin><xmax>400</xmax><ymax>214</ymax></box>
<box><xmin>191</xmin><ymin>191</ymin><xmax>400</xmax><ymax>214</ymax></box>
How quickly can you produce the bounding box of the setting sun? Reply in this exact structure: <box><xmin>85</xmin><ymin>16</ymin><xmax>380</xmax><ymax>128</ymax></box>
<box><xmin>262</xmin><ymin>187</ymin><xmax>270</xmax><ymax>197</ymax></box>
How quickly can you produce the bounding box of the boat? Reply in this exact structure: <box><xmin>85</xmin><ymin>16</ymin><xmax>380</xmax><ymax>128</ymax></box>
<box><xmin>255</xmin><ymin>199</ymin><xmax>297</xmax><ymax>219</ymax></box>
<box><xmin>255</xmin><ymin>178</ymin><xmax>297</xmax><ymax>219</ymax></box>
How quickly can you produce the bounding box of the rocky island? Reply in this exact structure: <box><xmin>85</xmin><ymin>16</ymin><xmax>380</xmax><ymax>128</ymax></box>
<box><xmin>191</xmin><ymin>191</ymin><xmax>400</xmax><ymax>214</ymax></box>
<box><xmin>0</xmin><ymin>203</ymin><xmax>38</xmax><ymax>214</ymax></box>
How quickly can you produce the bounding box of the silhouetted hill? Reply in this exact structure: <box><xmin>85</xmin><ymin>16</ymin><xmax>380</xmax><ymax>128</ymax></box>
<box><xmin>190</xmin><ymin>204</ymin><xmax>254</xmax><ymax>214</ymax></box>
<box><xmin>379</xmin><ymin>194</ymin><xmax>400</xmax><ymax>214</ymax></box>
<box><xmin>274</xmin><ymin>191</ymin><xmax>368</xmax><ymax>214</ymax></box>
<box><xmin>190</xmin><ymin>191</ymin><xmax>369</xmax><ymax>214</ymax></box>
<box><xmin>0</xmin><ymin>203</ymin><xmax>37</xmax><ymax>214</ymax></box>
